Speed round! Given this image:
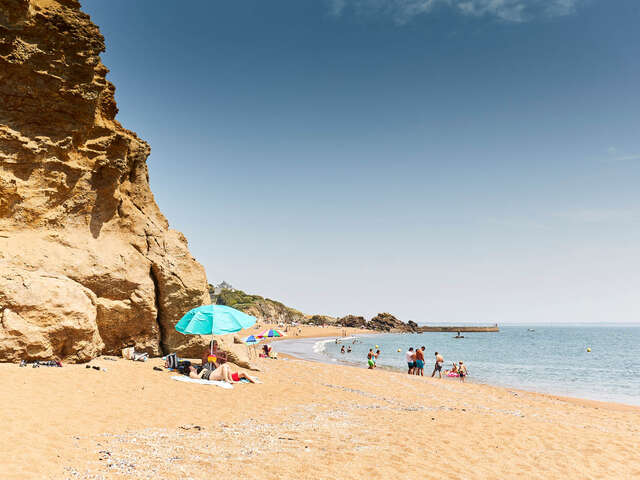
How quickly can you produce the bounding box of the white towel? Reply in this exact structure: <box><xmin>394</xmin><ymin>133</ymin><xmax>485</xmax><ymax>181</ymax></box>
<box><xmin>171</xmin><ymin>375</ymin><xmax>233</xmax><ymax>389</ymax></box>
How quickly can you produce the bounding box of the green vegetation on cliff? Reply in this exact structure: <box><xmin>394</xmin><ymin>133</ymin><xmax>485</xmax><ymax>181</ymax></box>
<box><xmin>208</xmin><ymin>285</ymin><xmax>306</xmax><ymax>323</ymax></box>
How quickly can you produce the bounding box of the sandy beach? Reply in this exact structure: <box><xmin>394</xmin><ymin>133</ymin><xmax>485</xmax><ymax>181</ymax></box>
<box><xmin>1</xmin><ymin>335</ymin><xmax>638</xmax><ymax>480</ymax></box>
<box><xmin>243</xmin><ymin>323</ymin><xmax>373</xmax><ymax>340</ymax></box>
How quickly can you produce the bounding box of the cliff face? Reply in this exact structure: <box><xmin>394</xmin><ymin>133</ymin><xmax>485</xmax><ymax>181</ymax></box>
<box><xmin>0</xmin><ymin>0</ymin><xmax>210</xmax><ymax>362</ymax></box>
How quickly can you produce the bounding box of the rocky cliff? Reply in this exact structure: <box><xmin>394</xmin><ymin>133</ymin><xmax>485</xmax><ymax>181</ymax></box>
<box><xmin>0</xmin><ymin>0</ymin><xmax>210</xmax><ymax>362</ymax></box>
<box><xmin>210</xmin><ymin>287</ymin><xmax>307</xmax><ymax>325</ymax></box>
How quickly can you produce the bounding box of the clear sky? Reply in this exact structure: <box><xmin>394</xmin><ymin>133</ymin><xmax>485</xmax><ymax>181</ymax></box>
<box><xmin>82</xmin><ymin>0</ymin><xmax>639</xmax><ymax>324</ymax></box>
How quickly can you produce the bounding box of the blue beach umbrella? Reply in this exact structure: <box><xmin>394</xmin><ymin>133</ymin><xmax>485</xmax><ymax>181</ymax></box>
<box><xmin>175</xmin><ymin>304</ymin><xmax>256</xmax><ymax>336</ymax></box>
<box><xmin>244</xmin><ymin>335</ymin><xmax>260</xmax><ymax>344</ymax></box>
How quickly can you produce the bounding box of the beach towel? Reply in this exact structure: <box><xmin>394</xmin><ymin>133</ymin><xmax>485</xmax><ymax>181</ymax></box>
<box><xmin>171</xmin><ymin>376</ymin><xmax>233</xmax><ymax>389</ymax></box>
<box><xmin>238</xmin><ymin>377</ymin><xmax>262</xmax><ymax>384</ymax></box>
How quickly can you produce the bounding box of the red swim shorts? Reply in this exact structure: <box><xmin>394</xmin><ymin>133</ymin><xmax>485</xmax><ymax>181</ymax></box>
<box><xmin>231</xmin><ymin>372</ymin><xmax>240</xmax><ymax>382</ymax></box>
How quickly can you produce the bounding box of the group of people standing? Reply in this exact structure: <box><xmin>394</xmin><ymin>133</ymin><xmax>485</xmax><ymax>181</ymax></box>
<box><xmin>405</xmin><ymin>347</ymin><xmax>468</xmax><ymax>381</ymax></box>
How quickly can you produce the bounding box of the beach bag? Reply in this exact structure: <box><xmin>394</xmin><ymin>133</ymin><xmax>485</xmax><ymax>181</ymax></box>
<box><xmin>176</xmin><ymin>361</ymin><xmax>192</xmax><ymax>375</ymax></box>
<box><xmin>121</xmin><ymin>347</ymin><xmax>134</xmax><ymax>360</ymax></box>
<box><xmin>165</xmin><ymin>353</ymin><xmax>178</xmax><ymax>369</ymax></box>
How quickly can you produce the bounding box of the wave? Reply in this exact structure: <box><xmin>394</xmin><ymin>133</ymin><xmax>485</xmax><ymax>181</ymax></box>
<box><xmin>312</xmin><ymin>338</ymin><xmax>335</xmax><ymax>355</ymax></box>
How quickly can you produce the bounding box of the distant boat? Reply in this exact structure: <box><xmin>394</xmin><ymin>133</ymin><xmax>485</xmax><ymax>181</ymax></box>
<box><xmin>454</xmin><ymin>335</ymin><xmax>464</xmax><ymax>339</ymax></box>
<box><xmin>527</xmin><ymin>328</ymin><xmax>535</xmax><ymax>332</ymax></box>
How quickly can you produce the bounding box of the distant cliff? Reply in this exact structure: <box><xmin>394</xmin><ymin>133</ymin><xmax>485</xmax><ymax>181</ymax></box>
<box><xmin>209</xmin><ymin>287</ymin><xmax>307</xmax><ymax>325</ymax></box>
<box><xmin>210</xmin><ymin>287</ymin><xmax>418</xmax><ymax>332</ymax></box>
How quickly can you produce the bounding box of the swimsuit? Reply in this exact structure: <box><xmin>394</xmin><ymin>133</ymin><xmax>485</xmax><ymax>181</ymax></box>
<box><xmin>231</xmin><ymin>372</ymin><xmax>240</xmax><ymax>382</ymax></box>
<box><xmin>201</xmin><ymin>369</ymin><xmax>212</xmax><ymax>380</ymax></box>
<box><xmin>368</xmin><ymin>359</ymin><xmax>375</xmax><ymax>367</ymax></box>
<box><xmin>435</xmin><ymin>362</ymin><xmax>442</xmax><ymax>371</ymax></box>
<box><xmin>415</xmin><ymin>360</ymin><xmax>424</xmax><ymax>369</ymax></box>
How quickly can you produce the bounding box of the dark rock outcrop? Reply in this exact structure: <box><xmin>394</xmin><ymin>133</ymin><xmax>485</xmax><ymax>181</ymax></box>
<box><xmin>337</xmin><ymin>315</ymin><xmax>367</xmax><ymax>329</ymax></box>
<box><xmin>368</xmin><ymin>313</ymin><xmax>417</xmax><ymax>332</ymax></box>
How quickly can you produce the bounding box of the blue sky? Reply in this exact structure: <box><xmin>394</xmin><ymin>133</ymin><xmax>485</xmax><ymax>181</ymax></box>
<box><xmin>82</xmin><ymin>0</ymin><xmax>639</xmax><ymax>324</ymax></box>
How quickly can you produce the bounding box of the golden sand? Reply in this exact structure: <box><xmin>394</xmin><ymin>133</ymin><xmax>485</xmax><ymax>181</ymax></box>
<box><xmin>1</xmin><ymin>332</ymin><xmax>638</xmax><ymax>479</ymax></box>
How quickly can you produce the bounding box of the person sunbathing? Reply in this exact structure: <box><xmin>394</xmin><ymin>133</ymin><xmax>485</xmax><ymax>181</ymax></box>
<box><xmin>187</xmin><ymin>364</ymin><xmax>258</xmax><ymax>383</ymax></box>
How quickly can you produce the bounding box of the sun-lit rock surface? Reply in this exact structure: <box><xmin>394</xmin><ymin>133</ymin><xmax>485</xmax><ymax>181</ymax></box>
<box><xmin>0</xmin><ymin>0</ymin><xmax>210</xmax><ymax>361</ymax></box>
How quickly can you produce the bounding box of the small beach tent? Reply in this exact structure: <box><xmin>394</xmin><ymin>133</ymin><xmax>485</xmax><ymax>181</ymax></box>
<box><xmin>175</xmin><ymin>304</ymin><xmax>257</xmax><ymax>361</ymax></box>
<box><xmin>256</xmin><ymin>329</ymin><xmax>284</xmax><ymax>338</ymax></box>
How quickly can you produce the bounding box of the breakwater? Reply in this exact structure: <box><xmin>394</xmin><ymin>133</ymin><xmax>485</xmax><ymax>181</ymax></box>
<box><xmin>417</xmin><ymin>324</ymin><xmax>499</xmax><ymax>333</ymax></box>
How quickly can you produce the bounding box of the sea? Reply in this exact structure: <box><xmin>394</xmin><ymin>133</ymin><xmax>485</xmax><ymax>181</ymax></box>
<box><xmin>273</xmin><ymin>325</ymin><xmax>640</xmax><ymax>406</ymax></box>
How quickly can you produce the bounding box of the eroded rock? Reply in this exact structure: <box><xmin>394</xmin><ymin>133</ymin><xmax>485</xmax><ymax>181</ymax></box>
<box><xmin>0</xmin><ymin>0</ymin><xmax>210</xmax><ymax>362</ymax></box>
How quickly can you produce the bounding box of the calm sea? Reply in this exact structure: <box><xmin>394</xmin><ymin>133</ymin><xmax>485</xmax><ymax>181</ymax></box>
<box><xmin>274</xmin><ymin>326</ymin><xmax>640</xmax><ymax>406</ymax></box>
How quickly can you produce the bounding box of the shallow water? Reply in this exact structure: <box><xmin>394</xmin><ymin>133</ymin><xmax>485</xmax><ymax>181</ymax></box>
<box><xmin>274</xmin><ymin>326</ymin><xmax>640</xmax><ymax>406</ymax></box>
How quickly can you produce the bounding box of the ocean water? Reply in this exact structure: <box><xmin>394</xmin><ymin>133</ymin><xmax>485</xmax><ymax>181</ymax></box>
<box><xmin>274</xmin><ymin>326</ymin><xmax>640</xmax><ymax>406</ymax></box>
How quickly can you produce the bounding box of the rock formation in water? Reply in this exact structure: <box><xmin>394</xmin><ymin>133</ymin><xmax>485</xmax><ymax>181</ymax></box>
<box><xmin>367</xmin><ymin>313</ymin><xmax>418</xmax><ymax>332</ymax></box>
<box><xmin>0</xmin><ymin>0</ymin><xmax>211</xmax><ymax>362</ymax></box>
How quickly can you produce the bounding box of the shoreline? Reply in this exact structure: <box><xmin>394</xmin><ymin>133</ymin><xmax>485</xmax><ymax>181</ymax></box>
<box><xmin>273</xmin><ymin>334</ymin><xmax>640</xmax><ymax>410</ymax></box>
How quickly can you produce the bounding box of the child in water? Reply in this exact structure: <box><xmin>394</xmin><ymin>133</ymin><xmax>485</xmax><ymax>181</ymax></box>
<box><xmin>458</xmin><ymin>361</ymin><xmax>468</xmax><ymax>382</ymax></box>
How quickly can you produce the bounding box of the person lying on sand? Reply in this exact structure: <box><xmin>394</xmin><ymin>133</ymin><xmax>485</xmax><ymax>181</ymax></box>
<box><xmin>187</xmin><ymin>364</ymin><xmax>258</xmax><ymax>384</ymax></box>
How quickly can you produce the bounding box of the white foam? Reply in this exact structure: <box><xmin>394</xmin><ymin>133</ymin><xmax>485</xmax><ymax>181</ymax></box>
<box><xmin>312</xmin><ymin>338</ymin><xmax>334</xmax><ymax>354</ymax></box>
